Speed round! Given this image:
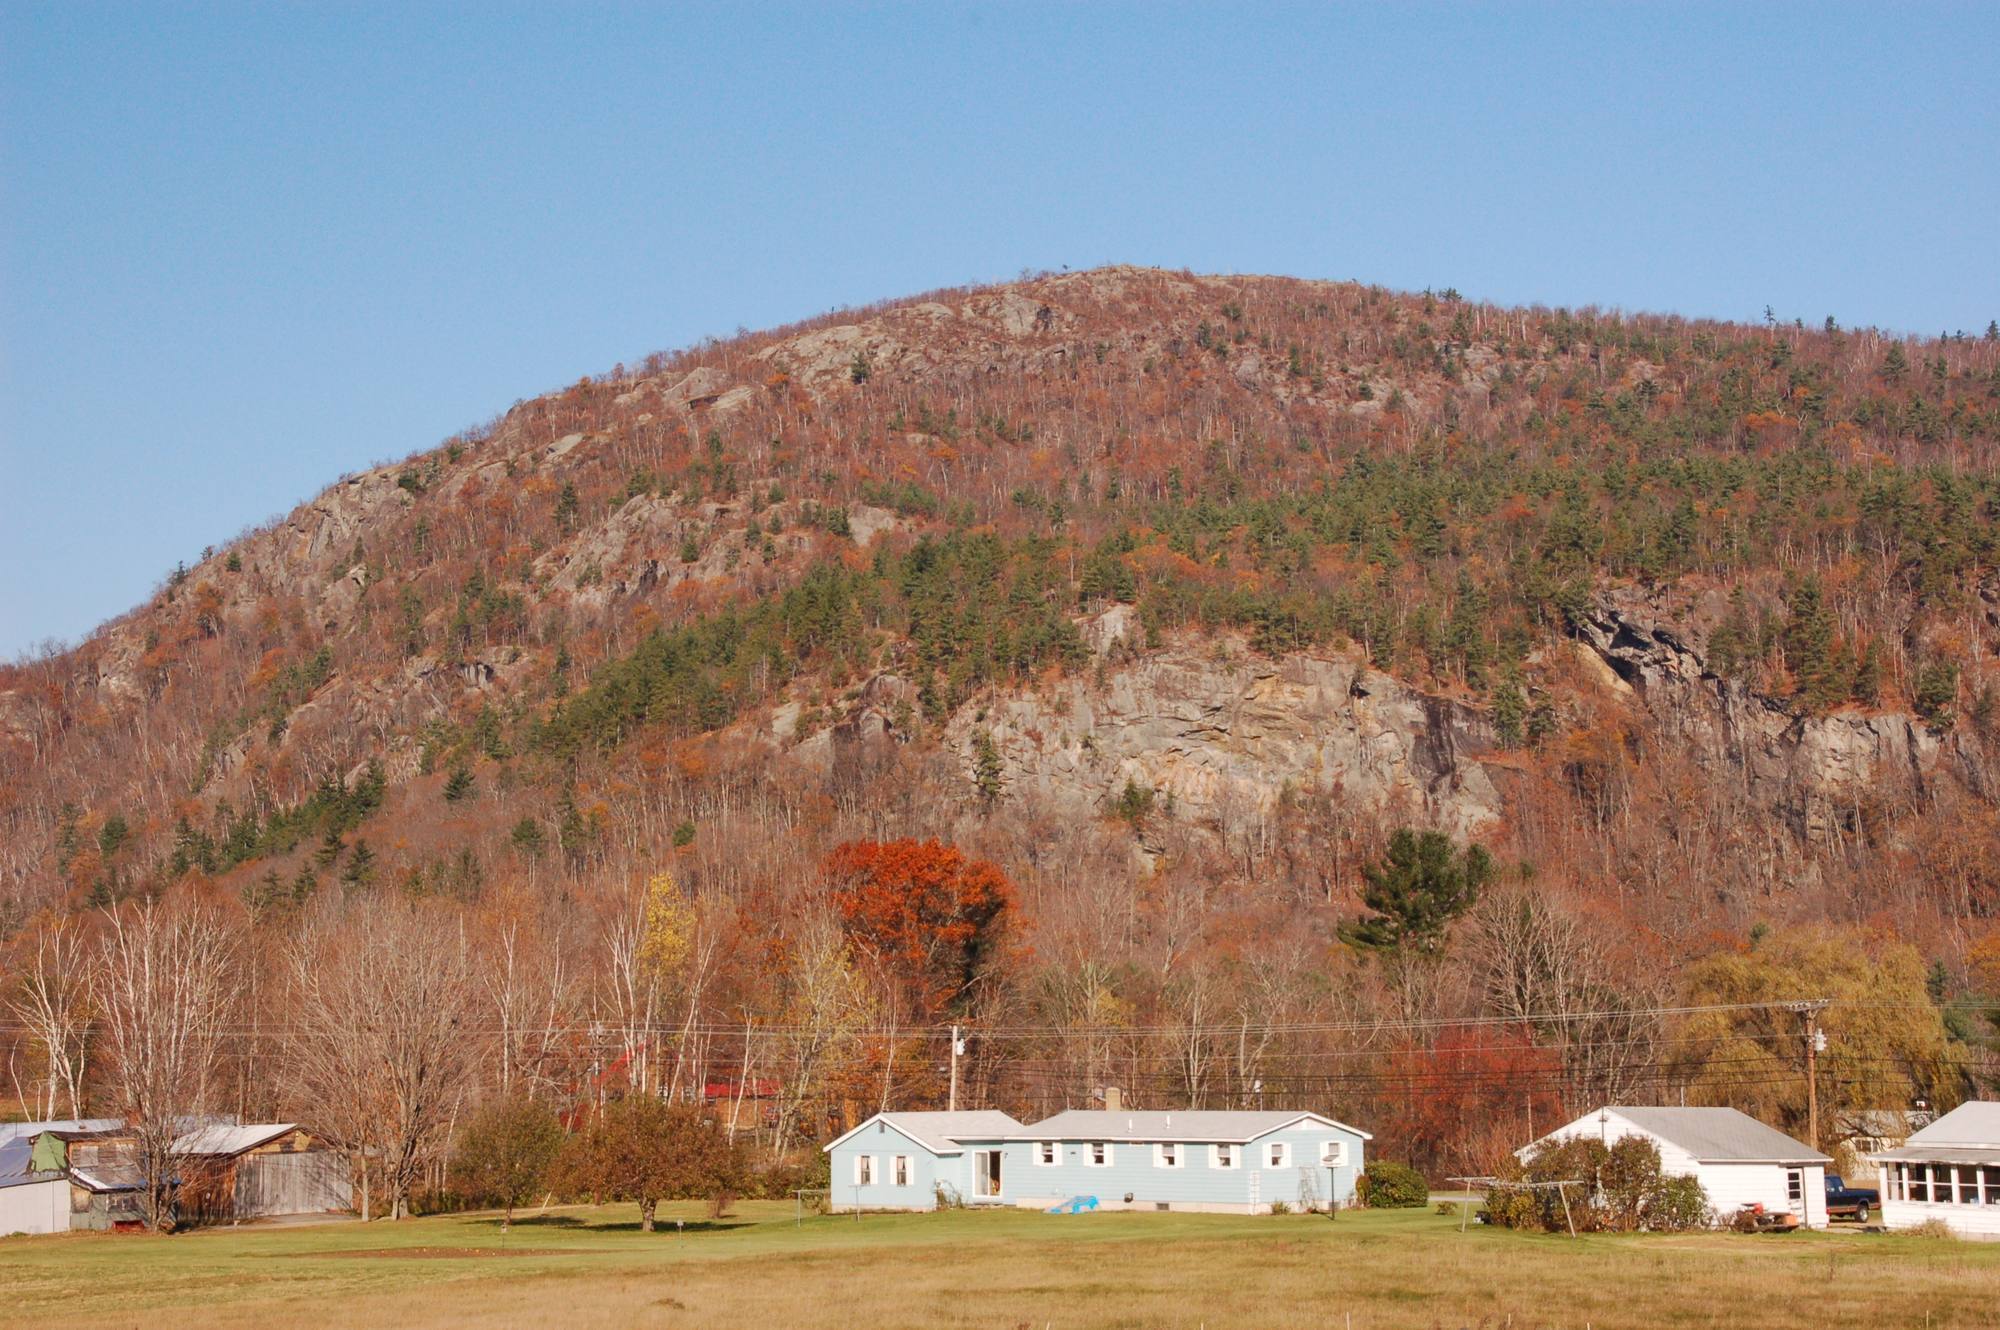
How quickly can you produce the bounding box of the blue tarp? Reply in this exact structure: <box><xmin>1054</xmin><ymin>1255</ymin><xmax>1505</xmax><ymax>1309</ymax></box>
<box><xmin>1045</xmin><ymin>1195</ymin><xmax>1100</xmax><ymax>1214</ymax></box>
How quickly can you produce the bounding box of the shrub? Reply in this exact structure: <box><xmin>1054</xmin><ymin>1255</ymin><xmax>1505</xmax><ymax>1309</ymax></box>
<box><xmin>1909</xmin><ymin>1217</ymin><xmax>1959</xmax><ymax>1240</ymax></box>
<box><xmin>742</xmin><ymin>1153</ymin><xmax>830</xmax><ymax>1200</ymax></box>
<box><xmin>1648</xmin><ymin>1174</ymin><xmax>1711</xmax><ymax>1232</ymax></box>
<box><xmin>1361</xmin><ymin>1161</ymin><xmax>1429</xmax><ymax>1209</ymax></box>
<box><xmin>1269</xmin><ymin>1199</ymin><xmax>1292</xmax><ymax>1215</ymax></box>
<box><xmin>1487</xmin><ymin>1136</ymin><xmax>1709</xmax><ymax>1233</ymax></box>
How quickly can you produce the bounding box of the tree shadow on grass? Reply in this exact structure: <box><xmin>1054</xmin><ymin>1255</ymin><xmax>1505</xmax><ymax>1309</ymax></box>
<box><xmin>484</xmin><ymin>1214</ymin><xmax>586</xmax><ymax>1229</ymax></box>
<box><xmin>480</xmin><ymin>1212</ymin><xmax>756</xmax><ymax>1236</ymax></box>
<box><xmin>585</xmin><ymin>1217</ymin><xmax>756</xmax><ymax>1235</ymax></box>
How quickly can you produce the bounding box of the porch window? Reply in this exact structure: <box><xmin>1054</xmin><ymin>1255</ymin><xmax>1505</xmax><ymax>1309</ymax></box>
<box><xmin>1909</xmin><ymin>1164</ymin><xmax>1930</xmax><ymax>1202</ymax></box>
<box><xmin>1268</xmin><ymin>1142</ymin><xmax>1290</xmax><ymax>1168</ymax></box>
<box><xmin>1959</xmin><ymin>1165</ymin><xmax>1982</xmax><ymax>1204</ymax></box>
<box><xmin>1037</xmin><ymin>1141</ymin><xmax>1056</xmax><ymax>1165</ymax></box>
<box><xmin>855</xmin><ymin>1155</ymin><xmax>875</xmax><ymax>1186</ymax></box>
<box><xmin>1212</xmin><ymin>1144</ymin><xmax>1236</xmax><ymax>1169</ymax></box>
<box><xmin>894</xmin><ymin>1156</ymin><xmax>910</xmax><ymax>1187</ymax></box>
<box><xmin>1984</xmin><ymin>1167</ymin><xmax>2000</xmax><ymax>1204</ymax></box>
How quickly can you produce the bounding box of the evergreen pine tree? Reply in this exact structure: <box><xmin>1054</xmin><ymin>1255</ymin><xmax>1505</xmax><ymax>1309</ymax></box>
<box><xmin>510</xmin><ymin>817</ymin><xmax>546</xmax><ymax>857</ymax></box>
<box><xmin>972</xmin><ymin>730</ymin><xmax>1003</xmax><ymax>806</ymax></box>
<box><xmin>1491</xmin><ymin>676</ymin><xmax>1527</xmax><ymax>747</ymax></box>
<box><xmin>1882</xmin><ymin>343</ymin><xmax>1909</xmax><ymax>380</ymax></box>
<box><xmin>1783</xmin><ymin>577</ymin><xmax>1838</xmax><ymax>710</ymax></box>
<box><xmin>341</xmin><ymin>838</ymin><xmax>376</xmax><ymax>886</ymax></box>
<box><xmin>1338</xmin><ymin>828</ymin><xmax>1493</xmax><ymax>956</ymax></box>
<box><xmin>1851</xmin><ymin>639</ymin><xmax>1883</xmax><ymax>705</ymax></box>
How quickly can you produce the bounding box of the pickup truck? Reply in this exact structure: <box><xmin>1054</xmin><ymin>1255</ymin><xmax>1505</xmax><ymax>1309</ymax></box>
<box><xmin>1825</xmin><ymin>1174</ymin><xmax>1880</xmax><ymax>1222</ymax></box>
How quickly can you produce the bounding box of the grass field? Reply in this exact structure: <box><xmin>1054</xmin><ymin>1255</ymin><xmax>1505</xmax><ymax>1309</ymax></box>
<box><xmin>2</xmin><ymin>1201</ymin><xmax>1997</xmax><ymax>1329</ymax></box>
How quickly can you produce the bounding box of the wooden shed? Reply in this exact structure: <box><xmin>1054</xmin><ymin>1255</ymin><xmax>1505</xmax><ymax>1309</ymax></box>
<box><xmin>174</xmin><ymin>1123</ymin><xmax>351</xmax><ymax>1223</ymax></box>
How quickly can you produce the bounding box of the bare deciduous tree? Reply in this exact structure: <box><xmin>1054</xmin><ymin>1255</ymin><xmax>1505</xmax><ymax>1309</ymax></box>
<box><xmin>285</xmin><ymin>901</ymin><xmax>480</xmax><ymax>1220</ymax></box>
<box><xmin>93</xmin><ymin>898</ymin><xmax>240</xmax><ymax>1230</ymax></box>
<box><xmin>7</xmin><ymin>917</ymin><xmax>93</xmax><ymax>1122</ymax></box>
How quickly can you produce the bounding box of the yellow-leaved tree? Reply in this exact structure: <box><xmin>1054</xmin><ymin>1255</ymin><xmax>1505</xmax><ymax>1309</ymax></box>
<box><xmin>1672</xmin><ymin>927</ymin><xmax>1964</xmax><ymax>1149</ymax></box>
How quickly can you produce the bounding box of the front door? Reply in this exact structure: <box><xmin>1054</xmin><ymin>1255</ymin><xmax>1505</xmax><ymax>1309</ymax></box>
<box><xmin>975</xmin><ymin>1149</ymin><xmax>1002</xmax><ymax>1198</ymax></box>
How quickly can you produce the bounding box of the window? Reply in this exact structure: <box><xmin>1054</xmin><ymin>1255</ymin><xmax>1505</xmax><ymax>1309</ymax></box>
<box><xmin>1086</xmin><ymin>1142</ymin><xmax>1111</xmax><ymax>1167</ymax></box>
<box><xmin>855</xmin><ymin>1155</ymin><xmax>875</xmax><ymax>1186</ymax></box>
<box><xmin>1959</xmin><ymin>1165</ymin><xmax>1982</xmax><ymax>1205</ymax></box>
<box><xmin>1909</xmin><ymin>1164</ymin><xmax>1930</xmax><ymax>1203</ymax></box>
<box><xmin>1984</xmin><ymin>1166</ymin><xmax>2000</xmax><ymax>1205</ymax></box>
<box><xmin>1320</xmin><ymin>1140</ymin><xmax>1347</xmax><ymax>1167</ymax></box>
<box><xmin>1156</xmin><ymin>1142</ymin><xmax>1183</xmax><ymax>1169</ymax></box>
<box><xmin>1037</xmin><ymin>1142</ymin><xmax>1056</xmax><ymax>1166</ymax></box>
<box><xmin>1785</xmin><ymin>1168</ymin><xmax>1803</xmax><ymax>1206</ymax></box>
<box><xmin>1212</xmin><ymin>1144</ymin><xmax>1236</xmax><ymax>1169</ymax></box>
<box><xmin>893</xmin><ymin>1156</ymin><xmax>910</xmax><ymax>1187</ymax></box>
<box><xmin>1267</xmin><ymin>1142</ymin><xmax>1291</xmax><ymax>1169</ymax></box>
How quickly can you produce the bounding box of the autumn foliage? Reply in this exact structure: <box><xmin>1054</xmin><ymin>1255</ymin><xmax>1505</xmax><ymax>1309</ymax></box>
<box><xmin>826</xmin><ymin>838</ymin><xmax>1015</xmax><ymax>1018</ymax></box>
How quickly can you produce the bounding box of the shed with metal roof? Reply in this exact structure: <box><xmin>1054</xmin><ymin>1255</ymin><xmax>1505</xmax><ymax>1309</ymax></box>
<box><xmin>1521</xmin><ymin>1106</ymin><xmax>1829</xmax><ymax>1228</ymax></box>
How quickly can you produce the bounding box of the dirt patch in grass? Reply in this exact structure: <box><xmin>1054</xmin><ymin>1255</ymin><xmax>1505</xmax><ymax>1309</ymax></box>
<box><xmin>288</xmin><ymin>1247</ymin><xmax>577</xmax><ymax>1260</ymax></box>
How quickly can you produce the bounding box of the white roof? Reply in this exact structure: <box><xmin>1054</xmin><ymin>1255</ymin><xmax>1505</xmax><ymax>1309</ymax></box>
<box><xmin>173</xmin><ymin>1122</ymin><xmax>300</xmax><ymax>1156</ymax></box>
<box><xmin>0</xmin><ymin>1118</ymin><xmax>121</xmax><ymax>1145</ymax></box>
<box><xmin>1538</xmin><ymin>1106</ymin><xmax>1828</xmax><ymax>1164</ymax></box>
<box><xmin>1900</xmin><ymin>1102</ymin><xmax>2000</xmax><ymax>1151</ymax></box>
<box><xmin>823</xmin><ymin>1111</ymin><xmax>1024</xmax><ymax>1155</ymax></box>
<box><xmin>1016</xmin><ymin>1110</ymin><xmax>1372</xmax><ymax>1143</ymax></box>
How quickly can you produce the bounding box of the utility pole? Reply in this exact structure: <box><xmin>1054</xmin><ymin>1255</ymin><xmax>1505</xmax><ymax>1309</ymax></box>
<box><xmin>948</xmin><ymin>1025</ymin><xmax>963</xmax><ymax>1111</ymax></box>
<box><xmin>1794</xmin><ymin>1001</ymin><xmax>1831</xmax><ymax>1149</ymax></box>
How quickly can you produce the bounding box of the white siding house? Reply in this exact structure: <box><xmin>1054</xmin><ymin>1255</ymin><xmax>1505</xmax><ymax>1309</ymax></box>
<box><xmin>1871</xmin><ymin>1101</ymin><xmax>2000</xmax><ymax>1238</ymax></box>
<box><xmin>1523</xmin><ymin>1106</ymin><xmax>1830</xmax><ymax>1228</ymax></box>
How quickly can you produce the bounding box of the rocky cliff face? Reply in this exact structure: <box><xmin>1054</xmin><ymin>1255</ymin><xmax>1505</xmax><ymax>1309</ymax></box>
<box><xmin>948</xmin><ymin>614</ymin><xmax>1500</xmax><ymax>841</ymax></box>
<box><xmin>770</xmin><ymin>589</ymin><xmax>1986</xmax><ymax>864</ymax></box>
<box><xmin>1571</xmin><ymin>590</ymin><xmax>1988</xmax><ymax>842</ymax></box>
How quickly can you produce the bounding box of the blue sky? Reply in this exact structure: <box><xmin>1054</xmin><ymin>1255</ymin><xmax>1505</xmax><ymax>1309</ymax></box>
<box><xmin>3</xmin><ymin>2</ymin><xmax>1996</xmax><ymax>656</ymax></box>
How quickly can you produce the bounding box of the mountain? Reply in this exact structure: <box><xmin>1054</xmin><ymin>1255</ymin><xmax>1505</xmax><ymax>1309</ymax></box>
<box><xmin>4</xmin><ymin>267</ymin><xmax>1998</xmax><ymax>1161</ymax></box>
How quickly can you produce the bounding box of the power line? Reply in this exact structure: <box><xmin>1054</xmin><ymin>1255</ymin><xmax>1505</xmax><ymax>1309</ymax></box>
<box><xmin>0</xmin><ymin>995</ymin><xmax>1884</xmax><ymax>1042</ymax></box>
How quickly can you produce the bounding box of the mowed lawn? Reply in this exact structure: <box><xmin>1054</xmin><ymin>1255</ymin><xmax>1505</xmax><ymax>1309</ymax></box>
<box><xmin>2</xmin><ymin>1201</ymin><xmax>1997</xmax><ymax>1330</ymax></box>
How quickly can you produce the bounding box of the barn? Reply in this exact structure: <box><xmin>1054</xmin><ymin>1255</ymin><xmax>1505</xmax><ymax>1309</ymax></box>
<box><xmin>1522</xmin><ymin>1106</ymin><xmax>1830</xmax><ymax>1228</ymax></box>
<box><xmin>174</xmin><ymin>1123</ymin><xmax>352</xmax><ymax>1222</ymax></box>
<box><xmin>1869</xmin><ymin>1100</ymin><xmax>2000</xmax><ymax>1237</ymax></box>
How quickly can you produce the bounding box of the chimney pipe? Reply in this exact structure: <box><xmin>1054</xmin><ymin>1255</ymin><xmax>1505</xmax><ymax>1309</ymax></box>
<box><xmin>1104</xmin><ymin>1086</ymin><xmax>1122</xmax><ymax>1113</ymax></box>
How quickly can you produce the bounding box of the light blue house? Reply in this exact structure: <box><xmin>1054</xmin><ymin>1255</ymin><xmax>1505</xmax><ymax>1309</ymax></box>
<box><xmin>824</xmin><ymin>1111</ymin><xmax>1026</xmax><ymax>1212</ymax></box>
<box><xmin>826</xmin><ymin>1106</ymin><xmax>1370</xmax><ymax>1214</ymax></box>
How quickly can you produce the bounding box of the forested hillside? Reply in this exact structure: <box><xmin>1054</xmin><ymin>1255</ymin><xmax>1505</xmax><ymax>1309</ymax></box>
<box><xmin>6</xmin><ymin>266</ymin><xmax>2000</xmax><ymax>1183</ymax></box>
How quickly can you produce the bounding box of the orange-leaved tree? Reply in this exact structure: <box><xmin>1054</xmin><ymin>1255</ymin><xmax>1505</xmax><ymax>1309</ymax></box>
<box><xmin>825</xmin><ymin>838</ymin><xmax>1015</xmax><ymax>1019</ymax></box>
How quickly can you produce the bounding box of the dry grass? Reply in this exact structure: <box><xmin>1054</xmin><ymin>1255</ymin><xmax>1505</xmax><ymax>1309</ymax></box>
<box><xmin>2</xmin><ymin>1202</ymin><xmax>1997</xmax><ymax>1329</ymax></box>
